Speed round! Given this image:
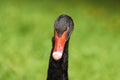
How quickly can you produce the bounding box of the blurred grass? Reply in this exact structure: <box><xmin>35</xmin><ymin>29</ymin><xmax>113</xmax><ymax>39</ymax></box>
<box><xmin>0</xmin><ymin>0</ymin><xmax>120</xmax><ymax>80</ymax></box>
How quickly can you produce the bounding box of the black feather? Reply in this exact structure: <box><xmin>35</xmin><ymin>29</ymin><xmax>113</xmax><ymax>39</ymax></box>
<box><xmin>47</xmin><ymin>37</ymin><xmax>69</xmax><ymax>80</ymax></box>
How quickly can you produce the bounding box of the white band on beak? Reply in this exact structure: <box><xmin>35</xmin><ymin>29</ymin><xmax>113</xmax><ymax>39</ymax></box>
<box><xmin>52</xmin><ymin>52</ymin><xmax>62</xmax><ymax>60</ymax></box>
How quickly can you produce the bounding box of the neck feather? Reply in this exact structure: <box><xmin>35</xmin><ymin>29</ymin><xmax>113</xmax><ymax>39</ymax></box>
<box><xmin>47</xmin><ymin>37</ymin><xmax>69</xmax><ymax>80</ymax></box>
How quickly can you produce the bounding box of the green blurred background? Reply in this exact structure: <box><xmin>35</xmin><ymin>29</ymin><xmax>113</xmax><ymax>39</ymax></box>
<box><xmin>0</xmin><ymin>0</ymin><xmax>120</xmax><ymax>80</ymax></box>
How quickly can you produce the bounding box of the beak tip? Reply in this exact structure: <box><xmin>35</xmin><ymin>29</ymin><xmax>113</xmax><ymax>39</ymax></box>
<box><xmin>52</xmin><ymin>52</ymin><xmax>62</xmax><ymax>60</ymax></box>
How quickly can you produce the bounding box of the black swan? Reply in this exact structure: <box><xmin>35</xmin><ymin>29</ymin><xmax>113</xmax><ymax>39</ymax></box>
<box><xmin>47</xmin><ymin>14</ymin><xmax>74</xmax><ymax>80</ymax></box>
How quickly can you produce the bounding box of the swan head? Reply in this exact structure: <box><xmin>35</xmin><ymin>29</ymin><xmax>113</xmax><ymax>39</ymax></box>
<box><xmin>52</xmin><ymin>14</ymin><xmax>74</xmax><ymax>60</ymax></box>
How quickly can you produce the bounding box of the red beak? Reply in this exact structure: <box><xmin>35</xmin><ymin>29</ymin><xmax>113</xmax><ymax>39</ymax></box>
<box><xmin>52</xmin><ymin>31</ymin><xmax>67</xmax><ymax>60</ymax></box>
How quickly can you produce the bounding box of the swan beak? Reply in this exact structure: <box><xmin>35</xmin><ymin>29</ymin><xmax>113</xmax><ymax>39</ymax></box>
<box><xmin>52</xmin><ymin>31</ymin><xmax>67</xmax><ymax>61</ymax></box>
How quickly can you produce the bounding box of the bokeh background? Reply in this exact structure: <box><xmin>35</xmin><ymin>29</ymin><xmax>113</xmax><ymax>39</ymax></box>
<box><xmin>0</xmin><ymin>0</ymin><xmax>120</xmax><ymax>80</ymax></box>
